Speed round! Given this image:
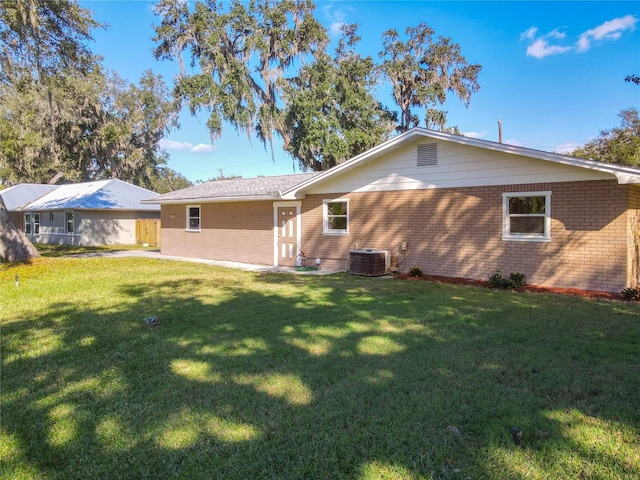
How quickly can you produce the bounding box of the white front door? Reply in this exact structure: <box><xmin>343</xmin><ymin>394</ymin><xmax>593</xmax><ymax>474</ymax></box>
<box><xmin>277</xmin><ymin>206</ymin><xmax>298</xmax><ymax>267</ymax></box>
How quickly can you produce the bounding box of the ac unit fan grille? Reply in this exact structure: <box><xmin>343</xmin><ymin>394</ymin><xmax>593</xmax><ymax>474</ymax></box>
<box><xmin>349</xmin><ymin>249</ymin><xmax>389</xmax><ymax>276</ymax></box>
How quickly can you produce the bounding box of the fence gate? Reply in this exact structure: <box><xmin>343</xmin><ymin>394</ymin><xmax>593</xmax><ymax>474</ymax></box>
<box><xmin>136</xmin><ymin>219</ymin><xmax>161</xmax><ymax>247</ymax></box>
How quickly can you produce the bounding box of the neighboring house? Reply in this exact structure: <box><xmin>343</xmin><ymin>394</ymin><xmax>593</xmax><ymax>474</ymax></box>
<box><xmin>2</xmin><ymin>179</ymin><xmax>160</xmax><ymax>246</ymax></box>
<box><xmin>146</xmin><ymin>128</ymin><xmax>640</xmax><ymax>293</ymax></box>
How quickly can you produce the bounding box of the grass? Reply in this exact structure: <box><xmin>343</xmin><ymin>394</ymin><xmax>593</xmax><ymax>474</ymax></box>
<box><xmin>33</xmin><ymin>243</ymin><xmax>155</xmax><ymax>258</ymax></box>
<box><xmin>1</xmin><ymin>255</ymin><xmax>639</xmax><ymax>479</ymax></box>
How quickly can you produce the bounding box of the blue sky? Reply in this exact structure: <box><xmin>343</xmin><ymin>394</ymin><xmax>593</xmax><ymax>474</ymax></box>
<box><xmin>83</xmin><ymin>1</ymin><xmax>640</xmax><ymax>183</ymax></box>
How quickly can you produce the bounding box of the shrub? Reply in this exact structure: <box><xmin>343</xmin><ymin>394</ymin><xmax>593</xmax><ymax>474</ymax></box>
<box><xmin>408</xmin><ymin>266</ymin><xmax>423</xmax><ymax>277</ymax></box>
<box><xmin>488</xmin><ymin>270</ymin><xmax>508</xmax><ymax>288</ymax></box>
<box><xmin>508</xmin><ymin>272</ymin><xmax>527</xmax><ymax>288</ymax></box>
<box><xmin>488</xmin><ymin>270</ymin><xmax>526</xmax><ymax>289</ymax></box>
<box><xmin>621</xmin><ymin>287</ymin><xmax>639</xmax><ymax>301</ymax></box>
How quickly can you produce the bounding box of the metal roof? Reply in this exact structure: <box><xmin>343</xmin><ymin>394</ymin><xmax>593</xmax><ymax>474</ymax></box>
<box><xmin>13</xmin><ymin>179</ymin><xmax>160</xmax><ymax>211</ymax></box>
<box><xmin>145</xmin><ymin>172</ymin><xmax>321</xmax><ymax>204</ymax></box>
<box><xmin>1</xmin><ymin>184</ymin><xmax>59</xmax><ymax>211</ymax></box>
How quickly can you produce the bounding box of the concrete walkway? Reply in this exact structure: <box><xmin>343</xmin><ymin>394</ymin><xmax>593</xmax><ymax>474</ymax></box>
<box><xmin>71</xmin><ymin>249</ymin><xmax>340</xmax><ymax>275</ymax></box>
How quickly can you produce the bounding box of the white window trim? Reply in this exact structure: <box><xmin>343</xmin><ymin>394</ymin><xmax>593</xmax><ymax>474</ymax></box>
<box><xmin>66</xmin><ymin>211</ymin><xmax>74</xmax><ymax>234</ymax></box>
<box><xmin>34</xmin><ymin>213</ymin><xmax>40</xmax><ymax>234</ymax></box>
<box><xmin>323</xmin><ymin>198</ymin><xmax>349</xmax><ymax>236</ymax></box>
<box><xmin>502</xmin><ymin>191</ymin><xmax>551</xmax><ymax>242</ymax></box>
<box><xmin>186</xmin><ymin>204</ymin><xmax>201</xmax><ymax>232</ymax></box>
<box><xmin>24</xmin><ymin>213</ymin><xmax>32</xmax><ymax>234</ymax></box>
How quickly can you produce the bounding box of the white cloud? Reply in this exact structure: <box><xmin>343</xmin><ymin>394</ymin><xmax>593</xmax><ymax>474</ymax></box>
<box><xmin>322</xmin><ymin>3</ymin><xmax>349</xmax><ymax>37</ymax></box>
<box><xmin>554</xmin><ymin>142</ymin><xmax>581</xmax><ymax>154</ymax></box>
<box><xmin>462</xmin><ymin>131</ymin><xmax>487</xmax><ymax>139</ymax></box>
<box><xmin>548</xmin><ymin>28</ymin><xmax>567</xmax><ymax>40</ymax></box>
<box><xmin>160</xmin><ymin>139</ymin><xmax>193</xmax><ymax>151</ymax></box>
<box><xmin>522</xmin><ymin>15</ymin><xmax>637</xmax><ymax>59</ymax></box>
<box><xmin>526</xmin><ymin>38</ymin><xmax>572</xmax><ymax>59</ymax></box>
<box><xmin>521</xmin><ymin>26</ymin><xmax>571</xmax><ymax>59</ymax></box>
<box><xmin>504</xmin><ymin>138</ymin><xmax>524</xmax><ymax>147</ymax></box>
<box><xmin>160</xmin><ymin>139</ymin><xmax>215</xmax><ymax>154</ymax></box>
<box><xmin>190</xmin><ymin>143</ymin><xmax>215</xmax><ymax>153</ymax></box>
<box><xmin>576</xmin><ymin>15</ymin><xmax>638</xmax><ymax>53</ymax></box>
<box><xmin>520</xmin><ymin>26</ymin><xmax>538</xmax><ymax>41</ymax></box>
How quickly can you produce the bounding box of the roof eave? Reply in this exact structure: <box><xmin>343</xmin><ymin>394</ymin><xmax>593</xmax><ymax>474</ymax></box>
<box><xmin>22</xmin><ymin>206</ymin><xmax>160</xmax><ymax>211</ymax></box>
<box><xmin>143</xmin><ymin>193</ymin><xmax>283</xmax><ymax>205</ymax></box>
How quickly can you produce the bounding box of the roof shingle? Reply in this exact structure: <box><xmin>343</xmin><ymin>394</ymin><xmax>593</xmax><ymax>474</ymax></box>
<box><xmin>146</xmin><ymin>172</ymin><xmax>321</xmax><ymax>203</ymax></box>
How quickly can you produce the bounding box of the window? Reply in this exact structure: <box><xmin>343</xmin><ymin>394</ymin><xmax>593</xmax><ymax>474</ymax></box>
<box><xmin>323</xmin><ymin>199</ymin><xmax>349</xmax><ymax>235</ymax></box>
<box><xmin>66</xmin><ymin>211</ymin><xmax>74</xmax><ymax>233</ymax></box>
<box><xmin>24</xmin><ymin>213</ymin><xmax>32</xmax><ymax>234</ymax></box>
<box><xmin>186</xmin><ymin>205</ymin><xmax>201</xmax><ymax>231</ymax></box>
<box><xmin>502</xmin><ymin>192</ymin><xmax>551</xmax><ymax>242</ymax></box>
<box><xmin>34</xmin><ymin>213</ymin><xmax>40</xmax><ymax>234</ymax></box>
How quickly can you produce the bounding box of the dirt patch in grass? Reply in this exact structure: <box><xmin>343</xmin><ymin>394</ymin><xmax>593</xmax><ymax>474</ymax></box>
<box><xmin>396</xmin><ymin>273</ymin><xmax>623</xmax><ymax>301</ymax></box>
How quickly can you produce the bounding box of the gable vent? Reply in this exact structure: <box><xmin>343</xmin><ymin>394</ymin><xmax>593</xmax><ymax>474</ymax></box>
<box><xmin>417</xmin><ymin>143</ymin><xmax>438</xmax><ymax>167</ymax></box>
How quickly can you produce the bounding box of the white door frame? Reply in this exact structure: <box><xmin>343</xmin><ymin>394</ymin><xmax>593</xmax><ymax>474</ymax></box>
<box><xmin>273</xmin><ymin>201</ymin><xmax>302</xmax><ymax>266</ymax></box>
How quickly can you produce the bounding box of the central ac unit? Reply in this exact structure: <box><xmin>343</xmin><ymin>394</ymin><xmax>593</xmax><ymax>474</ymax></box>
<box><xmin>348</xmin><ymin>249</ymin><xmax>390</xmax><ymax>276</ymax></box>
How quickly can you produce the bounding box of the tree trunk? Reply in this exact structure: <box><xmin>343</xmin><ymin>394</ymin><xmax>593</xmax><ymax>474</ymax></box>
<box><xmin>0</xmin><ymin>196</ymin><xmax>40</xmax><ymax>262</ymax></box>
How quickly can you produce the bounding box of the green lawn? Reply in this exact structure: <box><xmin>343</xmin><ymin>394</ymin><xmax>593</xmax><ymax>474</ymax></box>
<box><xmin>33</xmin><ymin>243</ymin><xmax>154</xmax><ymax>258</ymax></box>
<box><xmin>1</xmin><ymin>256</ymin><xmax>639</xmax><ymax>479</ymax></box>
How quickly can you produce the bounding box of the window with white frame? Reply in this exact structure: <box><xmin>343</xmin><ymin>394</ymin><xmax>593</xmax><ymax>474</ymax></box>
<box><xmin>66</xmin><ymin>211</ymin><xmax>74</xmax><ymax>233</ymax></box>
<box><xmin>24</xmin><ymin>213</ymin><xmax>32</xmax><ymax>234</ymax></box>
<box><xmin>34</xmin><ymin>213</ymin><xmax>40</xmax><ymax>234</ymax></box>
<box><xmin>502</xmin><ymin>192</ymin><xmax>551</xmax><ymax>241</ymax></box>
<box><xmin>186</xmin><ymin>205</ymin><xmax>201</xmax><ymax>231</ymax></box>
<box><xmin>323</xmin><ymin>199</ymin><xmax>349</xmax><ymax>235</ymax></box>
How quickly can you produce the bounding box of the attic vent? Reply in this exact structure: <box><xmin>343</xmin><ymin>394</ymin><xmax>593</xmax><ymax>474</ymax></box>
<box><xmin>417</xmin><ymin>143</ymin><xmax>438</xmax><ymax>167</ymax></box>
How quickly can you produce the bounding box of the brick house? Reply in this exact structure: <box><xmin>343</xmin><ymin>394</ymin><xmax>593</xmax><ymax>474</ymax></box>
<box><xmin>147</xmin><ymin>128</ymin><xmax>640</xmax><ymax>293</ymax></box>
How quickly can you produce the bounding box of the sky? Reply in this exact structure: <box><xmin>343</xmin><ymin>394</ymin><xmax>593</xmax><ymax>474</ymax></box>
<box><xmin>82</xmin><ymin>1</ymin><xmax>640</xmax><ymax>183</ymax></box>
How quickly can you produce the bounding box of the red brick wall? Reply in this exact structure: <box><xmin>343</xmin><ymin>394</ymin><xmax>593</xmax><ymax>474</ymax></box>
<box><xmin>301</xmin><ymin>180</ymin><xmax>632</xmax><ymax>292</ymax></box>
<box><xmin>158</xmin><ymin>180</ymin><xmax>638</xmax><ymax>292</ymax></box>
<box><xmin>160</xmin><ymin>201</ymin><xmax>274</xmax><ymax>265</ymax></box>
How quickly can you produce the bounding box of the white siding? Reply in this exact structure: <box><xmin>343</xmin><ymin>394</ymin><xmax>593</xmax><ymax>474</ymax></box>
<box><xmin>20</xmin><ymin>209</ymin><xmax>159</xmax><ymax>246</ymax></box>
<box><xmin>305</xmin><ymin>139</ymin><xmax>613</xmax><ymax>195</ymax></box>
<box><xmin>75</xmin><ymin>211</ymin><xmax>131</xmax><ymax>245</ymax></box>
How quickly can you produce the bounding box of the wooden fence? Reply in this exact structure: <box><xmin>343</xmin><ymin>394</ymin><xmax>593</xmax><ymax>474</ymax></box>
<box><xmin>136</xmin><ymin>219</ymin><xmax>161</xmax><ymax>247</ymax></box>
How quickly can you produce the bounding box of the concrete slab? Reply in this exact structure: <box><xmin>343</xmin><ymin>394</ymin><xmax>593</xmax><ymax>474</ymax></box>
<box><xmin>69</xmin><ymin>249</ymin><xmax>340</xmax><ymax>275</ymax></box>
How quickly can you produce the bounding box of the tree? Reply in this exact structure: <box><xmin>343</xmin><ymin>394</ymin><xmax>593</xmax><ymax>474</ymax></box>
<box><xmin>0</xmin><ymin>0</ymin><xmax>102</xmax><ymax>262</ymax></box>
<box><xmin>142</xmin><ymin>163</ymin><xmax>193</xmax><ymax>194</ymax></box>
<box><xmin>626</xmin><ymin>74</ymin><xmax>640</xmax><ymax>86</ymax></box>
<box><xmin>92</xmin><ymin>70</ymin><xmax>179</xmax><ymax>183</ymax></box>
<box><xmin>0</xmin><ymin>0</ymin><xmax>100</xmax><ymax>82</ymax></box>
<box><xmin>0</xmin><ymin>0</ymin><xmax>104</xmax><ymax>173</ymax></box>
<box><xmin>283</xmin><ymin>24</ymin><xmax>395</xmax><ymax>170</ymax></box>
<box><xmin>571</xmin><ymin>108</ymin><xmax>640</xmax><ymax>166</ymax></box>
<box><xmin>153</xmin><ymin>0</ymin><xmax>327</xmax><ymax>159</ymax></box>
<box><xmin>0</xmin><ymin>67</ymin><xmax>111</xmax><ymax>185</ymax></box>
<box><xmin>0</xmin><ymin>69</ymin><xmax>179</xmax><ymax>186</ymax></box>
<box><xmin>0</xmin><ymin>196</ymin><xmax>40</xmax><ymax>262</ymax></box>
<box><xmin>379</xmin><ymin>23</ymin><xmax>481</xmax><ymax>132</ymax></box>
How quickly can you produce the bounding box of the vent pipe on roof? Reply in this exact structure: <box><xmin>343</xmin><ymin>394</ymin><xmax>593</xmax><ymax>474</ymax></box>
<box><xmin>498</xmin><ymin>118</ymin><xmax>503</xmax><ymax>143</ymax></box>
